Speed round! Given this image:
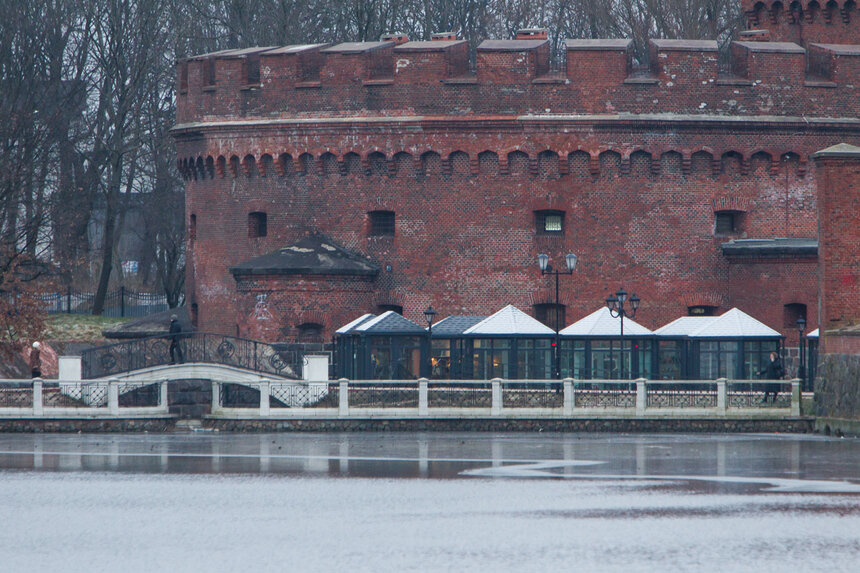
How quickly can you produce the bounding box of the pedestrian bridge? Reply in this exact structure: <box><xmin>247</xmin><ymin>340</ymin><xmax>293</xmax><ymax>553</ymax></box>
<box><xmin>79</xmin><ymin>332</ymin><xmax>311</xmax><ymax>380</ymax></box>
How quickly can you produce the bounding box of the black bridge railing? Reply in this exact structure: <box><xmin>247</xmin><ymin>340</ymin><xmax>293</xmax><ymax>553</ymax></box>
<box><xmin>81</xmin><ymin>333</ymin><xmax>303</xmax><ymax>380</ymax></box>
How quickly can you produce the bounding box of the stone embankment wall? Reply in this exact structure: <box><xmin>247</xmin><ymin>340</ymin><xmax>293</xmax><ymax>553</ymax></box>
<box><xmin>0</xmin><ymin>417</ymin><xmax>814</xmax><ymax>433</ymax></box>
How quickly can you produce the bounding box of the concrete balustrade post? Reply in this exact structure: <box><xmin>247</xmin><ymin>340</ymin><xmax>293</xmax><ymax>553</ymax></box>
<box><xmin>211</xmin><ymin>381</ymin><xmax>221</xmax><ymax>413</ymax></box>
<box><xmin>635</xmin><ymin>378</ymin><xmax>647</xmax><ymax>416</ymax></box>
<box><xmin>491</xmin><ymin>378</ymin><xmax>502</xmax><ymax>416</ymax></box>
<box><xmin>160</xmin><ymin>379</ymin><xmax>169</xmax><ymax>409</ymax></box>
<box><xmin>418</xmin><ymin>378</ymin><xmax>429</xmax><ymax>416</ymax></box>
<box><xmin>339</xmin><ymin>379</ymin><xmax>349</xmax><ymax>416</ymax></box>
<box><xmin>108</xmin><ymin>378</ymin><xmax>120</xmax><ymax>415</ymax></box>
<box><xmin>791</xmin><ymin>379</ymin><xmax>801</xmax><ymax>416</ymax></box>
<box><xmin>32</xmin><ymin>378</ymin><xmax>43</xmax><ymax>416</ymax></box>
<box><xmin>716</xmin><ymin>378</ymin><xmax>727</xmax><ymax>415</ymax></box>
<box><xmin>563</xmin><ymin>378</ymin><xmax>574</xmax><ymax>416</ymax></box>
<box><xmin>259</xmin><ymin>379</ymin><xmax>271</xmax><ymax>416</ymax></box>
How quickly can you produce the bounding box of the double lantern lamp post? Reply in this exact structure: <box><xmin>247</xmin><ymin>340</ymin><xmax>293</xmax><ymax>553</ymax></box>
<box><xmin>606</xmin><ymin>288</ymin><xmax>640</xmax><ymax>379</ymax></box>
<box><xmin>538</xmin><ymin>253</ymin><xmax>578</xmax><ymax>379</ymax></box>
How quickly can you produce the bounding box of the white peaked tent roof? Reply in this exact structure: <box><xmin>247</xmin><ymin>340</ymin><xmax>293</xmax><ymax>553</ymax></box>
<box><xmin>654</xmin><ymin>316</ymin><xmax>718</xmax><ymax>337</ymax></box>
<box><xmin>559</xmin><ymin>307</ymin><xmax>653</xmax><ymax>336</ymax></box>
<box><xmin>463</xmin><ymin>304</ymin><xmax>555</xmax><ymax>335</ymax></box>
<box><xmin>685</xmin><ymin>308</ymin><xmax>781</xmax><ymax>338</ymax></box>
<box><xmin>808</xmin><ymin>328</ymin><xmax>819</xmax><ymax>338</ymax></box>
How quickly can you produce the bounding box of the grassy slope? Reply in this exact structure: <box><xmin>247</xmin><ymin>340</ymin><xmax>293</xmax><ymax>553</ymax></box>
<box><xmin>43</xmin><ymin>314</ymin><xmax>127</xmax><ymax>341</ymax></box>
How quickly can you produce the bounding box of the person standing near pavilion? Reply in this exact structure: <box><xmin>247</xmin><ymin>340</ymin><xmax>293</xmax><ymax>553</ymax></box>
<box><xmin>758</xmin><ymin>351</ymin><xmax>784</xmax><ymax>403</ymax></box>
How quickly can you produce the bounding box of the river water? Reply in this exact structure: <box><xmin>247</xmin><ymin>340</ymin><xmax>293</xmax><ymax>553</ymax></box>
<box><xmin>1</xmin><ymin>432</ymin><xmax>859</xmax><ymax>572</ymax></box>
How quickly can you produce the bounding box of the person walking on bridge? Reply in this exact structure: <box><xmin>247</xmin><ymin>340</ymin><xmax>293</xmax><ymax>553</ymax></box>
<box><xmin>168</xmin><ymin>315</ymin><xmax>185</xmax><ymax>364</ymax></box>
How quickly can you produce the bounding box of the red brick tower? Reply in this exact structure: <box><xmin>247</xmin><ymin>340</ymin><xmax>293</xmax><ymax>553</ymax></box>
<box><xmin>174</xmin><ymin>22</ymin><xmax>860</xmax><ymax>343</ymax></box>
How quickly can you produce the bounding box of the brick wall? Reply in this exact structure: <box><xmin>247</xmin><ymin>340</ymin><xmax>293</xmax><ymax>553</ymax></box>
<box><xmin>179</xmin><ymin>125</ymin><xmax>839</xmax><ymax>340</ymax></box>
<box><xmin>815</xmin><ymin>153</ymin><xmax>860</xmax><ymax>330</ymax></box>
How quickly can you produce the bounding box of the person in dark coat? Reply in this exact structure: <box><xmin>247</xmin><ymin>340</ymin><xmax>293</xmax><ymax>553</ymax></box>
<box><xmin>168</xmin><ymin>314</ymin><xmax>184</xmax><ymax>364</ymax></box>
<box><xmin>30</xmin><ymin>341</ymin><xmax>42</xmax><ymax>378</ymax></box>
<box><xmin>758</xmin><ymin>351</ymin><xmax>784</xmax><ymax>403</ymax></box>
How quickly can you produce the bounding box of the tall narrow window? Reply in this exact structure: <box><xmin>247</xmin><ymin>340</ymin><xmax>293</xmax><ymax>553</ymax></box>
<box><xmin>248</xmin><ymin>212</ymin><xmax>267</xmax><ymax>238</ymax></box>
<box><xmin>535</xmin><ymin>210</ymin><xmax>565</xmax><ymax>235</ymax></box>
<box><xmin>369</xmin><ymin>211</ymin><xmax>395</xmax><ymax>236</ymax></box>
<box><xmin>534</xmin><ymin>303</ymin><xmax>566</xmax><ymax>331</ymax></box>
<box><xmin>189</xmin><ymin>214</ymin><xmax>197</xmax><ymax>241</ymax></box>
<box><xmin>783</xmin><ymin>303</ymin><xmax>807</xmax><ymax>329</ymax></box>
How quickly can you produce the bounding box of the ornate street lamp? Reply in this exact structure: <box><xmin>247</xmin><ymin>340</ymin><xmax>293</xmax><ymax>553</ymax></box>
<box><xmin>606</xmin><ymin>288</ymin><xmax>640</xmax><ymax>379</ymax></box>
<box><xmin>797</xmin><ymin>317</ymin><xmax>806</xmax><ymax>389</ymax></box>
<box><xmin>424</xmin><ymin>305</ymin><xmax>437</xmax><ymax>378</ymax></box>
<box><xmin>538</xmin><ymin>253</ymin><xmax>578</xmax><ymax>379</ymax></box>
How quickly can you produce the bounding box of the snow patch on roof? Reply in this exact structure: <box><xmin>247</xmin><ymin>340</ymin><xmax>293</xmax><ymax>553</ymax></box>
<box><xmin>463</xmin><ymin>305</ymin><xmax>555</xmax><ymax>335</ymax></box>
<box><xmin>560</xmin><ymin>307</ymin><xmax>653</xmax><ymax>336</ymax></box>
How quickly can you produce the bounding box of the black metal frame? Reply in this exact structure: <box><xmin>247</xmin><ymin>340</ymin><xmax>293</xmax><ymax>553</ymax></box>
<box><xmin>81</xmin><ymin>332</ymin><xmax>303</xmax><ymax>379</ymax></box>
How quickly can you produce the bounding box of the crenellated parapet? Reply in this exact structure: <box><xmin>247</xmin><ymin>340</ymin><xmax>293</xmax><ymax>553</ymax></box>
<box><xmin>176</xmin><ymin>146</ymin><xmax>812</xmax><ymax>183</ymax></box>
<box><xmin>743</xmin><ymin>0</ymin><xmax>859</xmax><ymax>45</ymax></box>
<box><xmin>175</xmin><ymin>35</ymin><xmax>860</xmax><ymax>124</ymax></box>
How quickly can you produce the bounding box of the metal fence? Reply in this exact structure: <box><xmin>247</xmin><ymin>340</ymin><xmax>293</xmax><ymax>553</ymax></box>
<box><xmin>80</xmin><ymin>332</ymin><xmax>304</xmax><ymax>379</ymax></box>
<box><xmin>37</xmin><ymin>287</ymin><xmax>169</xmax><ymax>318</ymax></box>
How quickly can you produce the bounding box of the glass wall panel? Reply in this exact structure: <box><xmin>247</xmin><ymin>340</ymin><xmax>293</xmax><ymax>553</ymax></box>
<box><xmin>472</xmin><ymin>339</ymin><xmax>510</xmax><ymax>379</ymax></box>
<box><xmin>636</xmin><ymin>340</ymin><xmax>653</xmax><ymax>379</ymax></box>
<box><xmin>516</xmin><ymin>339</ymin><xmax>552</xmax><ymax>379</ymax></box>
<box><xmin>559</xmin><ymin>340</ymin><xmax>586</xmax><ymax>379</ymax></box>
<box><xmin>591</xmin><ymin>340</ymin><xmax>632</xmax><ymax>379</ymax></box>
<box><xmin>369</xmin><ymin>337</ymin><xmax>392</xmax><ymax>379</ymax></box>
<box><xmin>697</xmin><ymin>340</ymin><xmax>739</xmax><ymax>379</ymax></box>
<box><xmin>658</xmin><ymin>340</ymin><xmax>681</xmax><ymax>380</ymax></box>
<box><xmin>743</xmin><ymin>340</ymin><xmax>779</xmax><ymax>380</ymax></box>
<box><xmin>431</xmin><ymin>339</ymin><xmax>451</xmax><ymax>379</ymax></box>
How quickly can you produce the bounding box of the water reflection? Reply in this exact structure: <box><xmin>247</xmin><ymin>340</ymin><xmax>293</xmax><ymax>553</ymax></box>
<box><xmin>0</xmin><ymin>433</ymin><xmax>858</xmax><ymax>492</ymax></box>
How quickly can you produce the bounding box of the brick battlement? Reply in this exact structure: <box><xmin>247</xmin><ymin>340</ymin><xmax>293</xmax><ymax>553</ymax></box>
<box><xmin>175</xmin><ymin>36</ymin><xmax>860</xmax><ymax>123</ymax></box>
<box><xmin>743</xmin><ymin>0</ymin><xmax>859</xmax><ymax>45</ymax></box>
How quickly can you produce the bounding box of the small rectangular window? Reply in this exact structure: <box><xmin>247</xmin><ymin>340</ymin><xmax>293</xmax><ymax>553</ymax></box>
<box><xmin>369</xmin><ymin>211</ymin><xmax>395</xmax><ymax>236</ymax></box>
<box><xmin>248</xmin><ymin>212</ymin><xmax>267</xmax><ymax>238</ymax></box>
<box><xmin>715</xmin><ymin>212</ymin><xmax>736</xmax><ymax>235</ymax></box>
<box><xmin>536</xmin><ymin>210</ymin><xmax>565</xmax><ymax>235</ymax></box>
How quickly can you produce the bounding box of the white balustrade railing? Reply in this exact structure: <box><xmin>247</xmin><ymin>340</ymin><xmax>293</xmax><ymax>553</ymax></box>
<box><xmin>1</xmin><ymin>378</ymin><xmax>802</xmax><ymax>419</ymax></box>
<box><xmin>211</xmin><ymin>377</ymin><xmax>803</xmax><ymax>419</ymax></box>
<box><xmin>0</xmin><ymin>378</ymin><xmax>170</xmax><ymax>417</ymax></box>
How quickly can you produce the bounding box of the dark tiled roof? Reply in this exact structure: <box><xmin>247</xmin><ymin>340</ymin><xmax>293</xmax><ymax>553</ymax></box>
<box><xmin>721</xmin><ymin>238</ymin><xmax>817</xmax><ymax>257</ymax></box>
<box><xmin>812</xmin><ymin>143</ymin><xmax>860</xmax><ymax>158</ymax></box>
<box><xmin>358</xmin><ymin>312</ymin><xmax>426</xmax><ymax>334</ymax></box>
<box><xmin>432</xmin><ymin>316</ymin><xmax>486</xmax><ymax>335</ymax></box>
<box><xmin>230</xmin><ymin>234</ymin><xmax>379</xmax><ymax>277</ymax></box>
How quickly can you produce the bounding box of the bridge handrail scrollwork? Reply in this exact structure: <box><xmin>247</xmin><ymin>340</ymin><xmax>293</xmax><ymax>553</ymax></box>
<box><xmin>80</xmin><ymin>332</ymin><xmax>303</xmax><ymax>380</ymax></box>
